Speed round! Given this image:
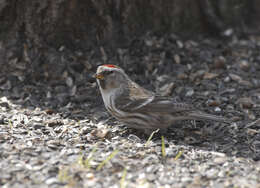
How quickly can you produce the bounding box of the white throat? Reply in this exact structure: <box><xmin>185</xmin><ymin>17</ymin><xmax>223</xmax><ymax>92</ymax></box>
<box><xmin>99</xmin><ymin>86</ymin><xmax>117</xmax><ymax>109</ymax></box>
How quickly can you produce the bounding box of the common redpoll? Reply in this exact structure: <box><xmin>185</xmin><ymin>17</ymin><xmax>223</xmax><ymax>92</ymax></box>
<box><xmin>95</xmin><ymin>64</ymin><xmax>229</xmax><ymax>134</ymax></box>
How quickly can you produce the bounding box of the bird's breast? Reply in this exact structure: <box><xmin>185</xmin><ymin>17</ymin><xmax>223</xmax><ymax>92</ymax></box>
<box><xmin>101</xmin><ymin>92</ymin><xmax>111</xmax><ymax>107</ymax></box>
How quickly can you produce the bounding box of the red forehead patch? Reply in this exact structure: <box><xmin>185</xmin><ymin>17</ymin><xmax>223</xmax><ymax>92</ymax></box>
<box><xmin>102</xmin><ymin>64</ymin><xmax>118</xmax><ymax>68</ymax></box>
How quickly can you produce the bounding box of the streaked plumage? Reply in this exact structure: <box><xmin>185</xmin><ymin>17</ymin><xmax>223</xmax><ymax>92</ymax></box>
<box><xmin>96</xmin><ymin>64</ymin><xmax>229</xmax><ymax>134</ymax></box>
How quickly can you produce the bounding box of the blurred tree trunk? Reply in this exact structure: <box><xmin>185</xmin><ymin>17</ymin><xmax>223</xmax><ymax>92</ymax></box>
<box><xmin>0</xmin><ymin>0</ymin><xmax>259</xmax><ymax>80</ymax></box>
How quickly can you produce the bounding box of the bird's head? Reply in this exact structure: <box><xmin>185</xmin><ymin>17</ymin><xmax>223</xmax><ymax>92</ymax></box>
<box><xmin>95</xmin><ymin>64</ymin><xmax>129</xmax><ymax>92</ymax></box>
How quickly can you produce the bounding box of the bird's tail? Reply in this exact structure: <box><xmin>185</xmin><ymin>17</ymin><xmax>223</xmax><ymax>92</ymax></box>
<box><xmin>188</xmin><ymin>111</ymin><xmax>230</xmax><ymax>124</ymax></box>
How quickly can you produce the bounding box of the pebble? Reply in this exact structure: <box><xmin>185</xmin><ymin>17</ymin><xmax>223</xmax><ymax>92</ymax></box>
<box><xmin>174</xmin><ymin>54</ymin><xmax>181</xmax><ymax>64</ymax></box>
<box><xmin>45</xmin><ymin>177</ymin><xmax>60</xmax><ymax>185</ymax></box>
<box><xmin>237</xmin><ymin>97</ymin><xmax>254</xmax><ymax>109</ymax></box>
<box><xmin>214</xmin><ymin>56</ymin><xmax>226</xmax><ymax>69</ymax></box>
<box><xmin>207</xmin><ymin>99</ymin><xmax>220</xmax><ymax>107</ymax></box>
<box><xmin>66</xmin><ymin>77</ymin><xmax>73</xmax><ymax>87</ymax></box>
<box><xmin>177</xmin><ymin>73</ymin><xmax>188</xmax><ymax>80</ymax></box>
<box><xmin>203</xmin><ymin>72</ymin><xmax>219</xmax><ymax>80</ymax></box>
<box><xmin>160</xmin><ymin>82</ymin><xmax>175</xmax><ymax>96</ymax></box>
<box><xmin>185</xmin><ymin>89</ymin><xmax>194</xmax><ymax>97</ymax></box>
<box><xmin>0</xmin><ymin>80</ymin><xmax>11</xmax><ymax>90</ymax></box>
<box><xmin>239</xmin><ymin>60</ymin><xmax>250</xmax><ymax>71</ymax></box>
<box><xmin>229</xmin><ymin>73</ymin><xmax>242</xmax><ymax>82</ymax></box>
<box><xmin>176</xmin><ymin>40</ymin><xmax>184</xmax><ymax>48</ymax></box>
<box><xmin>128</xmin><ymin>134</ymin><xmax>141</xmax><ymax>143</ymax></box>
<box><xmin>214</xmin><ymin>107</ymin><xmax>221</xmax><ymax>112</ymax></box>
<box><xmin>224</xmin><ymin>76</ymin><xmax>231</xmax><ymax>82</ymax></box>
<box><xmin>214</xmin><ymin>157</ymin><xmax>228</xmax><ymax>164</ymax></box>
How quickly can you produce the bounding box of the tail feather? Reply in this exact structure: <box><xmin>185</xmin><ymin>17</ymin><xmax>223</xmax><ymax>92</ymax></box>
<box><xmin>188</xmin><ymin>112</ymin><xmax>230</xmax><ymax>124</ymax></box>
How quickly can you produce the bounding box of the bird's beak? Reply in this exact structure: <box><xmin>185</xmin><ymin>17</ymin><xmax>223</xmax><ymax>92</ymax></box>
<box><xmin>95</xmin><ymin>73</ymin><xmax>104</xmax><ymax>80</ymax></box>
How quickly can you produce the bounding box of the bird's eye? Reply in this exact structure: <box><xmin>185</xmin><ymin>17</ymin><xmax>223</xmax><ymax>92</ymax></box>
<box><xmin>105</xmin><ymin>71</ymin><xmax>114</xmax><ymax>76</ymax></box>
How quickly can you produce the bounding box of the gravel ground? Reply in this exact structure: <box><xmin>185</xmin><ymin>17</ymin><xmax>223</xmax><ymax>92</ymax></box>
<box><xmin>1</xmin><ymin>34</ymin><xmax>260</xmax><ymax>188</ymax></box>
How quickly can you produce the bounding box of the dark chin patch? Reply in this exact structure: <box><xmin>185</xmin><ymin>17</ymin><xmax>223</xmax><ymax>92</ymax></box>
<box><xmin>99</xmin><ymin>80</ymin><xmax>106</xmax><ymax>89</ymax></box>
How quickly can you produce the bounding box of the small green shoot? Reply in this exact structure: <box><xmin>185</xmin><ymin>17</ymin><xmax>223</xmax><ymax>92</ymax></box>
<box><xmin>58</xmin><ymin>167</ymin><xmax>76</xmax><ymax>187</ymax></box>
<box><xmin>161</xmin><ymin>136</ymin><xmax>166</xmax><ymax>158</ymax></box>
<box><xmin>8</xmin><ymin>119</ymin><xmax>13</xmax><ymax>129</ymax></box>
<box><xmin>174</xmin><ymin>150</ymin><xmax>183</xmax><ymax>160</ymax></box>
<box><xmin>145</xmin><ymin>129</ymin><xmax>159</xmax><ymax>147</ymax></box>
<box><xmin>84</xmin><ymin>145</ymin><xmax>98</xmax><ymax>169</ymax></box>
<box><xmin>96</xmin><ymin>149</ymin><xmax>119</xmax><ymax>171</ymax></box>
<box><xmin>58</xmin><ymin>167</ymin><xmax>72</xmax><ymax>183</ymax></box>
<box><xmin>78</xmin><ymin>153</ymin><xmax>84</xmax><ymax>166</ymax></box>
<box><xmin>120</xmin><ymin>168</ymin><xmax>127</xmax><ymax>188</ymax></box>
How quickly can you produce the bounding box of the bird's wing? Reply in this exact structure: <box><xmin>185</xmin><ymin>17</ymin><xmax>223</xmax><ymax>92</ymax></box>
<box><xmin>115</xmin><ymin>94</ymin><xmax>194</xmax><ymax>113</ymax></box>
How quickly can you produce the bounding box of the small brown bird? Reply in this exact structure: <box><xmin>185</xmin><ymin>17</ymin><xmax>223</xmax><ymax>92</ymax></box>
<box><xmin>96</xmin><ymin>64</ymin><xmax>229</xmax><ymax>134</ymax></box>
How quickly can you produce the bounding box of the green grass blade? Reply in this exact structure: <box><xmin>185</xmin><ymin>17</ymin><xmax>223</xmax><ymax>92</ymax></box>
<box><xmin>145</xmin><ymin>129</ymin><xmax>159</xmax><ymax>147</ymax></box>
<box><xmin>96</xmin><ymin>149</ymin><xmax>119</xmax><ymax>171</ymax></box>
<box><xmin>120</xmin><ymin>168</ymin><xmax>127</xmax><ymax>188</ymax></box>
<box><xmin>85</xmin><ymin>144</ymin><xmax>98</xmax><ymax>169</ymax></box>
<box><xmin>161</xmin><ymin>136</ymin><xmax>166</xmax><ymax>158</ymax></box>
<box><xmin>174</xmin><ymin>150</ymin><xmax>183</xmax><ymax>160</ymax></box>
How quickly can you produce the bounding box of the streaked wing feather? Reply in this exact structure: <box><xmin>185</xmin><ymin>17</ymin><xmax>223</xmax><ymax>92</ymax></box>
<box><xmin>116</xmin><ymin>95</ymin><xmax>194</xmax><ymax>113</ymax></box>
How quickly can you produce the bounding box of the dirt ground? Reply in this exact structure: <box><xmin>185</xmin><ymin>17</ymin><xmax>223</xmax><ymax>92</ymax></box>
<box><xmin>0</xmin><ymin>34</ymin><xmax>260</xmax><ymax>188</ymax></box>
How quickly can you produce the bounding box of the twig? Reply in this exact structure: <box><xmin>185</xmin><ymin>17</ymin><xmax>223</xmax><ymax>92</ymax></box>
<box><xmin>245</xmin><ymin>119</ymin><xmax>260</xmax><ymax>128</ymax></box>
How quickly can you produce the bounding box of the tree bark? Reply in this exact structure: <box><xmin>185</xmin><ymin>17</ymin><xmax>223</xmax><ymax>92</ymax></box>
<box><xmin>0</xmin><ymin>0</ymin><xmax>258</xmax><ymax>80</ymax></box>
